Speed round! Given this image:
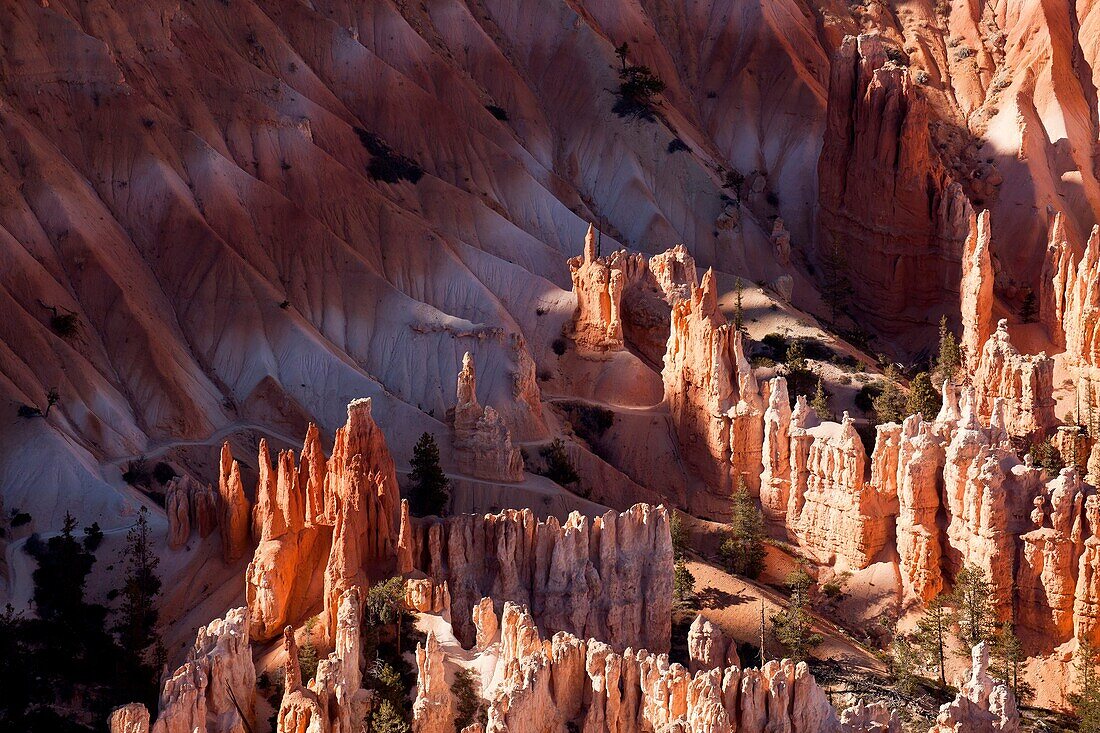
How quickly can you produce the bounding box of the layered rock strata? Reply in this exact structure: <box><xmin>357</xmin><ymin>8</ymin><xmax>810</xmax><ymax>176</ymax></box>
<box><xmin>410</xmin><ymin>503</ymin><xmax>673</xmax><ymax>652</ymax></box>
<box><xmin>218</xmin><ymin>443</ymin><xmax>252</xmax><ymax>563</ymax></box>
<box><xmin>245</xmin><ymin>398</ymin><xmax>399</xmax><ymax>643</ymax></box>
<box><xmin>164</xmin><ymin>474</ymin><xmax>217</xmax><ymax>551</ymax></box>
<box><xmin>568</xmin><ymin>224</ymin><xmax>627</xmax><ymax>353</ymax></box>
<box><xmin>452</xmin><ymin>352</ymin><xmax>524</xmax><ymax>482</ymax></box>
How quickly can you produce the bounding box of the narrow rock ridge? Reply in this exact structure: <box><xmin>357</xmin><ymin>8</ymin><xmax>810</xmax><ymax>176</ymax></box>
<box><xmin>428</xmin><ymin>601</ymin><xmax>897</xmax><ymax>733</ymax></box>
<box><xmin>244</xmin><ymin>398</ymin><xmax>400</xmax><ymax>642</ymax></box>
<box><xmin>149</xmin><ymin>608</ymin><xmax>256</xmax><ymax>733</ymax></box>
<box><xmin>452</xmin><ymin>352</ymin><xmax>524</xmax><ymax>482</ymax></box>
<box><xmin>408</xmin><ymin>503</ymin><xmax>673</xmax><ymax>652</ymax></box>
<box><xmin>412</xmin><ymin>631</ymin><xmax>456</xmax><ymax>733</ymax></box>
<box><xmin>960</xmin><ymin>209</ymin><xmax>995</xmax><ymax>372</ymax></box>
<box><xmin>1046</xmin><ymin>220</ymin><xmax>1100</xmax><ymax>369</ymax></box>
<box><xmin>972</xmin><ymin>320</ymin><xmax>1055</xmax><ymax>439</ymax></box>
<box><xmin>663</xmin><ymin>268</ymin><xmax>762</xmax><ymax>505</ymax></box>
<box><xmin>218</xmin><ymin>442</ymin><xmax>252</xmax><ymax>564</ymax></box>
<box><xmin>929</xmin><ymin>643</ymin><xmax>1020</xmax><ymax>733</ymax></box>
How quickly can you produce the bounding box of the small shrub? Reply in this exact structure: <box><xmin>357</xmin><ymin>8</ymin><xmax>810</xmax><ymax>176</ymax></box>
<box><xmin>23</xmin><ymin>532</ymin><xmax>43</xmax><ymax>556</ymax></box>
<box><xmin>153</xmin><ymin>461</ymin><xmax>178</xmax><ymax>485</ymax></box>
<box><xmin>354</xmin><ymin>128</ymin><xmax>424</xmax><ymax>184</ymax></box>
<box><xmin>10</xmin><ymin>510</ymin><xmax>31</xmax><ymax>528</ymax></box>
<box><xmin>83</xmin><ymin>522</ymin><xmax>104</xmax><ymax>552</ymax></box>
<box><xmin>49</xmin><ymin>312</ymin><xmax>80</xmax><ymax>338</ymax></box>
<box><xmin>558</xmin><ymin>402</ymin><xmax>615</xmax><ymax>446</ymax></box>
<box><xmin>485</xmin><ymin>104</ymin><xmax>509</xmax><ymax>121</ymax></box>
<box><xmin>538</xmin><ymin>439</ymin><xmax>580</xmax><ymax>488</ymax></box>
<box><xmin>122</xmin><ymin>457</ymin><xmax>151</xmax><ymax>486</ymax></box>
<box><xmin>551</xmin><ymin>338</ymin><xmax>567</xmax><ymax>356</ymax></box>
<box><xmin>765</xmin><ymin>191</ymin><xmax>779</xmax><ymax>207</ymax></box>
<box><xmin>452</xmin><ymin>668</ymin><xmax>487</xmax><ymax>730</ymax></box>
<box><xmin>278</xmin><ymin>299</ymin><xmax>291</xmax><ymax>309</ymax></box>
<box><xmin>855</xmin><ymin>382</ymin><xmax>883</xmax><ymax>414</ymax></box>
<box><xmin>954</xmin><ymin>46</ymin><xmax>973</xmax><ymax>61</ymax></box>
<box><xmin>915</xmin><ymin>70</ymin><xmax>931</xmax><ymax>84</ymax></box>
<box><xmin>667</xmin><ymin>138</ymin><xmax>690</xmax><ymax>154</ymax></box>
<box><xmin>16</xmin><ymin>404</ymin><xmax>41</xmax><ymax>419</ymax></box>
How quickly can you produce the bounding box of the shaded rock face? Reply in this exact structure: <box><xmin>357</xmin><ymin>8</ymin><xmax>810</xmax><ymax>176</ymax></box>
<box><xmin>816</xmin><ymin>34</ymin><xmax>971</xmax><ymax>338</ymax></box>
<box><xmin>930</xmin><ymin>643</ymin><xmax>1019</xmax><ymax>733</ymax></box>
<box><xmin>410</xmin><ymin>504</ymin><xmax>673</xmax><ymax>653</ymax></box>
<box><xmin>892</xmin><ymin>416</ymin><xmax>947</xmax><ymax>603</ymax></box>
<box><xmin>244</xmin><ymin>398</ymin><xmax>399</xmax><ymax>643</ymax></box>
<box><xmin>663</xmin><ymin>269</ymin><xmax>762</xmax><ymax>510</ymax></box>
<box><xmin>412</xmin><ymin>631</ymin><xmax>455</xmax><ymax>733</ymax></box>
<box><xmin>972</xmin><ymin>320</ymin><xmax>1055</xmax><ymax>439</ymax></box>
<box><xmin>1046</xmin><ymin>223</ymin><xmax>1100</xmax><ymax>368</ymax></box>
<box><xmin>151</xmin><ymin>608</ymin><xmax>256</xmax><ymax>733</ymax></box>
<box><xmin>452</xmin><ymin>352</ymin><xmax>524</xmax><ymax>482</ymax></box>
<box><xmin>164</xmin><ymin>474</ymin><xmax>219</xmax><ymax>551</ymax></box>
<box><xmin>218</xmin><ymin>443</ymin><xmax>252</xmax><ymax>564</ymax></box>
<box><xmin>439</xmin><ymin>603</ymin><xmax>896</xmax><ymax>733</ymax></box>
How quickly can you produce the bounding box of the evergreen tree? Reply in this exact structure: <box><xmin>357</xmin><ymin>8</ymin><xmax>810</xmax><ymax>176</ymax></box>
<box><xmin>888</xmin><ymin>633</ymin><xmax>921</xmax><ymax>693</ymax></box>
<box><xmin>934</xmin><ymin>316</ymin><xmax>962</xmax><ymax>388</ymax></box>
<box><xmin>734</xmin><ymin>278</ymin><xmax>746</xmax><ymax>333</ymax></box>
<box><xmin>669</xmin><ymin>510</ymin><xmax>690</xmax><ymax>559</ymax></box>
<box><xmin>298</xmin><ymin>616</ymin><xmax>319</xmax><ymax>683</ymax></box>
<box><xmin>872</xmin><ymin>367</ymin><xmax>907</xmax><ymax>424</ymax></box>
<box><xmin>115</xmin><ymin>507</ymin><xmax>164</xmax><ymax>706</ymax></box>
<box><xmin>905</xmin><ymin>372</ymin><xmax>941</xmax><ymax>420</ymax></box>
<box><xmin>1020</xmin><ymin>288</ymin><xmax>1038</xmax><ymax>323</ymax></box>
<box><xmin>370</xmin><ymin>699</ymin><xmax>411</xmax><ymax>733</ymax></box>
<box><xmin>452</xmin><ymin>668</ymin><xmax>487</xmax><ymax>731</ymax></box>
<box><xmin>820</xmin><ymin>235</ymin><xmax>852</xmax><ymax>321</ymax></box>
<box><xmin>366</xmin><ymin>576</ymin><xmax>408</xmax><ymax>654</ymax></box>
<box><xmin>409</xmin><ymin>433</ymin><xmax>450</xmax><ymax>517</ymax></box>
<box><xmin>951</xmin><ymin>565</ymin><xmax>996</xmax><ymax>652</ymax></box>
<box><xmin>719</xmin><ymin>481</ymin><xmax>767</xmax><ymax>579</ymax></box>
<box><xmin>539</xmin><ymin>439</ymin><xmax>580</xmax><ymax>488</ymax></box>
<box><xmin>912</xmin><ymin>594</ymin><xmax>952</xmax><ymax>685</ymax></box>
<box><xmin>810</xmin><ymin>379</ymin><xmax>830</xmax><ymax>420</ymax></box>
<box><xmin>1072</xmin><ymin>641</ymin><xmax>1100</xmax><ymax>733</ymax></box>
<box><xmin>993</xmin><ymin>621</ymin><xmax>1032</xmax><ymax>704</ymax></box>
<box><xmin>673</xmin><ymin>556</ymin><xmax>696</xmax><ymax>613</ymax></box>
<box><xmin>771</xmin><ymin>569</ymin><xmax>823</xmax><ymax>662</ymax></box>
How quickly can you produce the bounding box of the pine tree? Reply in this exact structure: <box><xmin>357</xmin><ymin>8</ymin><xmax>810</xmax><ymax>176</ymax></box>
<box><xmin>669</xmin><ymin>510</ymin><xmax>690</xmax><ymax>559</ymax></box>
<box><xmin>820</xmin><ymin>235</ymin><xmax>852</xmax><ymax>321</ymax></box>
<box><xmin>993</xmin><ymin>620</ymin><xmax>1031</xmax><ymax>704</ymax></box>
<box><xmin>913</xmin><ymin>594</ymin><xmax>952</xmax><ymax>685</ymax></box>
<box><xmin>734</xmin><ymin>278</ymin><xmax>746</xmax><ymax>333</ymax></box>
<box><xmin>905</xmin><ymin>372</ymin><xmax>942</xmax><ymax>420</ymax></box>
<box><xmin>1072</xmin><ymin>641</ymin><xmax>1100</xmax><ymax>733</ymax></box>
<box><xmin>934</xmin><ymin>316</ymin><xmax>962</xmax><ymax>387</ymax></box>
<box><xmin>872</xmin><ymin>367</ymin><xmax>907</xmax><ymax>424</ymax></box>
<box><xmin>116</xmin><ymin>506</ymin><xmax>164</xmax><ymax>704</ymax></box>
<box><xmin>719</xmin><ymin>481</ymin><xmax>767</xmax><ymax>579</ymax></box>
<box><xmin>409</xmin><ymin>433</ymin><xmax>450</xmax><ymax>517</ymax></box>
<box><xmin>889</xmin><ymin>633</ymin><xmax>921</xmax><ymax>693</ymax></box>
<box><xmin>951</xmin><ymin>565</ymin><xmax>996</xmax><ymax>652</ymax></box>
<box><xmin>810</xmin><ymin>379</ymin><xmax>830</xmax><ymax>420</ymax></box>
<box><xmin>370</xmin><ymin>699</ymin><xmax>411</xmax><ymax>733</ymax></box>
<box><xmin>539</xmin><ymin>439</ymin><xmax>580</xmax><ymax>488</ymax></box>
<box><xmin>771</xmin><ymin>569</ymin><xmax>823</xmax><ymax>662</ymax></box>
<box><xmin>673</xmin><ymin>556</ymin><xmax>697</xmax><ymax>613</ymax></box>
<box><xmin>1020</xmin><ymin>288</ymin><xmax>1038</xmax><ymax>323</ymax></box>
<box><xmin>366</xmin><ymin>576</ymin><xmax>408</xmax><ymax>654</ymax></box>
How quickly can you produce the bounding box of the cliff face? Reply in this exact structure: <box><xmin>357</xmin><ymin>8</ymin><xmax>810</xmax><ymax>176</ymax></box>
<box><xmin>817</xmin><ymin>34</ymin><xmax>971</xmax><ymax>338</ymax></box>
<box><xmin>972</xmin><ymin>321</ymin><xmax>1055</xmax><ymax>439</ymax></box>
<box><xmin>409</xmin><ymin>504</ymin><xmax>673</xmax><ymax>653</ymax></box>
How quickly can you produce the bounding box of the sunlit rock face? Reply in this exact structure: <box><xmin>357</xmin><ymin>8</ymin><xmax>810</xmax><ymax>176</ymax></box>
<box><xmin>408</xmin><ymin>503</ymin><xmax>674</xmax><ymax>653</ymax></box>
<box><xmin>452</xmin><ymin>352</ymin><xmax>524</xmax><ymax>483</ymax></box>
<box><xmin>929</xmin><ymin>643</ymin><xmax>1020</xmax><ymax>733</ymax></box>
